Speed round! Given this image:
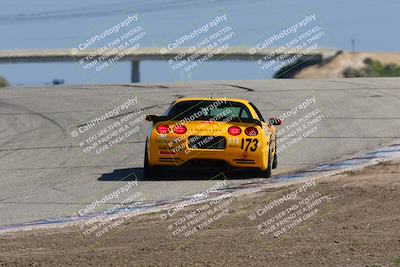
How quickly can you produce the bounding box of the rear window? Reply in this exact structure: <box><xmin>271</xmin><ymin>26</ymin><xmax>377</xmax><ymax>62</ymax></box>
<box><xmin>166</xmin><ymin>100</ymin><xmax>252</xmax><ymax>121</ymax></box>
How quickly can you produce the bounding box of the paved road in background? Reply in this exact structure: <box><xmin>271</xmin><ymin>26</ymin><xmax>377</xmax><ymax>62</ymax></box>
<box><xmin>1</xmin><ymin>78</ymin><xmax>399</xmax><ymax>226</ymax></box>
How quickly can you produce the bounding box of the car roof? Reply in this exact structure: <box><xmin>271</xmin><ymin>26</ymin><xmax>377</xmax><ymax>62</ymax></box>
<box><xmin>173</xmin><ymin>97</ymin><xmax>250</xmax><ymax>105</ymax></box>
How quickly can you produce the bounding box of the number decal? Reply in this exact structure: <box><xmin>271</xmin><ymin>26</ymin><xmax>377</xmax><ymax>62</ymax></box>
<box><xmin>241</xmin><ymin>138</ymin><xmax>258</xmax><ymax>152</ymax></box>
<box><xmin>250</xmin><ymin>139</ymin><xmax>258</xmax><ymax>152</ymax></box>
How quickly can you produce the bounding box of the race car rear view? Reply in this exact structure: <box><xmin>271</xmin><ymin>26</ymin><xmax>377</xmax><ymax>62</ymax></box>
<box><xmin>144</xmin><ymin>97</ymin><xmax>281</xmax><ymax>178</ymax></box>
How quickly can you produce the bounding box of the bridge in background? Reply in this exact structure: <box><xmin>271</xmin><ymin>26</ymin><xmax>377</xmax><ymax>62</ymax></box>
<box><xmin>0</xmin><ymin>48</ymin><xmax>340</xmax><ymax>82</ymax></box>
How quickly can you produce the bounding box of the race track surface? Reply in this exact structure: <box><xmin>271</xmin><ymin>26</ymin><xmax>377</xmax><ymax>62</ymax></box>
<box><xmin>1</xmin><ymin>78</ymin><xmax>399</xmax><ymax>226</ymax></box>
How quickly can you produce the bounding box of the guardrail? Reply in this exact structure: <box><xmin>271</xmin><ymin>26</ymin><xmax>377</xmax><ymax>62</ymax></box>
<box><xmin>0</xmin><ymin>48</ymin><xmax>340</xmax><ymax>82</ymax></box>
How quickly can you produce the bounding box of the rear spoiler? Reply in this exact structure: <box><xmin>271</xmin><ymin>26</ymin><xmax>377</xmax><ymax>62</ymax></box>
<box><xmin>145</xmin><ymin>115</ymin><xmax>171</xmax><ymax>124</ymax></box>
<box><xmin>145</xmin><ymin>115</ymin><xmax>262</xmax><ymax>127</ymax></box>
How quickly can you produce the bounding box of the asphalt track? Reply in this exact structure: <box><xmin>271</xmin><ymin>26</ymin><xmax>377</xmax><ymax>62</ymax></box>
<box><xmin>1</xmin><ymin>78</ymin><xmax>400</xmax><ymax>227</ymax></box>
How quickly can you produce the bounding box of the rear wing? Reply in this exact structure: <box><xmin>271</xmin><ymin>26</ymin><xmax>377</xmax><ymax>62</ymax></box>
<box><xmin>145</xmin><ymin>115</ymin><xmax>263</xmax><ymax>127</ymax></box>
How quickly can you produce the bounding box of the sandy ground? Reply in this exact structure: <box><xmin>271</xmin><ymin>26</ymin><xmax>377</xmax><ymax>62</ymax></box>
<box><xmin>0</xmin><ymin>160</ymin><xmax>400</xmax><ymax>266</ymax></box>
<box><xmin>295</xmin><ymin>52</ymin><xmax>400</xmax><ymax>78</ymax></box>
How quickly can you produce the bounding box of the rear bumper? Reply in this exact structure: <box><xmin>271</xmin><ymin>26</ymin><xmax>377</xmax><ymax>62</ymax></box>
<box><xmin>148</xmin><ymin>145</ymin><xmax>267</xmax><ymax>170</ymax></box>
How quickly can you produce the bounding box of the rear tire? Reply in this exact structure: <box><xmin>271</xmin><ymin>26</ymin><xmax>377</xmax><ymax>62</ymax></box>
<box><xmin>144</xmin><ymin>140</ymin><xmax>162</xmax><ymax>179</ymax></box>
<box><xmin>258</xmin><ymin>146</ymin><xmax>272</xmax><ymax>178</ymax></box>
<box><xmin>272</xmin><ymin>143</ymin><xmax>278</xmax><ymax>169</ymax></box>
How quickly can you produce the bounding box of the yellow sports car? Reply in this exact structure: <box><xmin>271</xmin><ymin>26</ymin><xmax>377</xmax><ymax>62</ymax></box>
<box><xmin>144</xmin><ymin>97</ymin><xmax>281</xmax><ymax>178</ymax></box>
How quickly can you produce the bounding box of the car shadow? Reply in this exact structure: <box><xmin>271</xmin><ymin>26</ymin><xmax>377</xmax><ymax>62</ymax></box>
<box><xmin>98</xmin><ymin>168</ymin><xmax>142</xmax><ymax>181</ymax></box>
<box><xmin>97</xmin><ymin>167</ymin><xmax>257</xmax><ymax>181</ymax></box>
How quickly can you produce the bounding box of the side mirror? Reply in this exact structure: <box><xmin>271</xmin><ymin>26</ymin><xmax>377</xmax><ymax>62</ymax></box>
<box><xmin>145</xmin><ymin>115</ymin><xmax>158</xmax><ymax>122</ymax></box>
<box><xmin>269</xmin><ymin>117</ymin><xmax>282</xmax><ymax>126</ymax></box>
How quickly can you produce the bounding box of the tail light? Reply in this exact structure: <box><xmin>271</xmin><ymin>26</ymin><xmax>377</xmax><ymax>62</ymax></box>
<box><xmin>173</xmin><ymin>125</ymin><xmax>187</xmax><ymax>134</ymax></box>
<box><xmin>228</xmin><ymin>126</ymin><xmax>241</xmax><ymax>136</ymax></box>
<box><xmin>245</xmin><ymin>127</ymin><xmax>258</xmax><ymax>136</ymax></box>
<box><xmin>156</xmin><ymin>125</ymin><xmax>169</xmax><ymax>134</ymax></box>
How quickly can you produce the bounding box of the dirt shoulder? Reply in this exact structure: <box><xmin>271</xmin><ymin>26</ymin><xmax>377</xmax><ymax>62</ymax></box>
<box><xmin>294</xmin><ymin>52</ymin><xmax>400</xmax><ymax>78</ymax></box>
<box><xmin>1</xmin><ymin>161</ymin><xmax>400</xmax><ymax>266</ymax></box>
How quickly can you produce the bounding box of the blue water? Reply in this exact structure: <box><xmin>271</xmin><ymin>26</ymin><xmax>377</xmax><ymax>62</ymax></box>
<box><xmin>0</xmin><ymin>0</ymin><xmax>399</xmax><ymax>85</ymax></box>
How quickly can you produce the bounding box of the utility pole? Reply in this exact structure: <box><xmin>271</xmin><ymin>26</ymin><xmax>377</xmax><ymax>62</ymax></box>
<box><xmin>351</xmin><ymin>38</ymin><xmax>355</xmax><ymax>53</ymax></box>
